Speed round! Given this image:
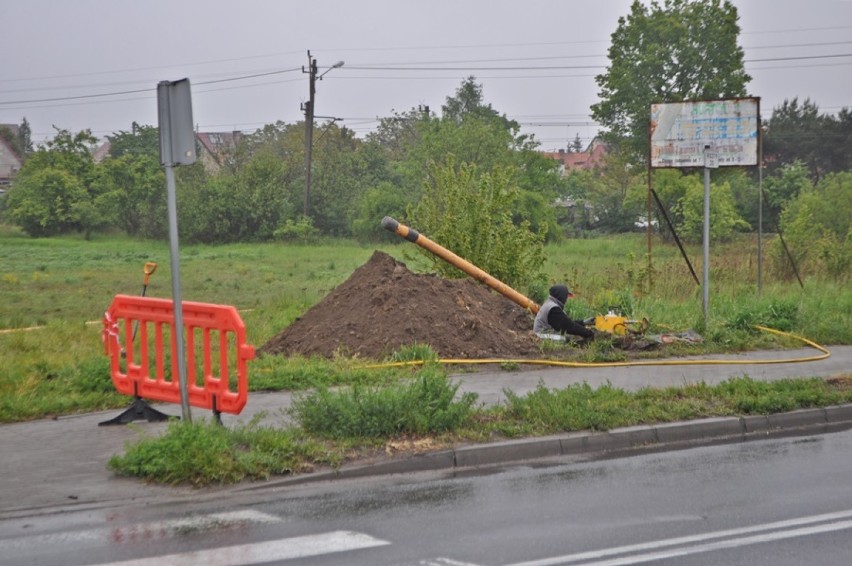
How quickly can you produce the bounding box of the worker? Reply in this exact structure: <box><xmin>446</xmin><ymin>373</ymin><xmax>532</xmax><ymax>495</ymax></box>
<box><xmin>533</xmin><ymin>284</ymin><xmax>595</xmax><ymax>342</ymax></box>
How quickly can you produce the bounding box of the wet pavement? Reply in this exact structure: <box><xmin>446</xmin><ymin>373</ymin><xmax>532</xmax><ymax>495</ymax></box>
<box><xmin>2</xmin><ymin>345</ymin><xmax>850</xmax><ymax>519</ymax></box>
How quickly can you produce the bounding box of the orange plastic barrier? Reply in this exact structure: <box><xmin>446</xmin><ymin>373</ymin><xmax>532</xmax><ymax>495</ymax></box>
<box><xmin>102</xmin><ymin>295</ymin><xmax>255</xmax><ymax>415</ymax></box>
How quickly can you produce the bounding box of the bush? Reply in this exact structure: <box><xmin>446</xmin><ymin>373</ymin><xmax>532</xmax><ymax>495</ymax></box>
<box><xmin>273</xmin><ymin>216</ymin><xmax>321</xmax><ymax>244</ymax></box>
<box><xmin>290</xmin><ymin>369</ymin><xmax>477</xmax><ymax>439</ymax></box>
<box><xmin>773</xmin><ymin>172</ymin><xmax>852</xmax><ymax>280</ymax></box>
<box><xmin>408</xmin><ymin>158</ymin><xmax>545</xmax><ymax>290</ymax></box>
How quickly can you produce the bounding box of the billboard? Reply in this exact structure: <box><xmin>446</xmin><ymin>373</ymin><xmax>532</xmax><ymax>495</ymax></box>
<box><xmin>650</xmin><ymin>98</ymin><xmax>759</xmax><ymax>168</ymax></box>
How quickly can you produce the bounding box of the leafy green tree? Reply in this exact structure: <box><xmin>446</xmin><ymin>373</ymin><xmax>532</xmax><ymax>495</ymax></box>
<box><xmin>6</xmin><ymin>168</ymin><xmax>87</xmax><ymax>236</ymax></box>
<box><xmin>762</xmin><ymin>161</ymin><xmax>812</xmax><ymax>229</ymax></box>
<box><xmin>407</xmin><ymin>78</ymin><xmax>562</xmax><ymax>237</ymax></box>
<box><xmin>676</xmin><ymin>178</ymin><xmax>750</xmax><ymax>243</ymax></box>
<box><xmin>5</xmin><ymin>128</ymin><xmax>103</xmax><ymax>237</ymax></box>
<box><xmin>773</xmin><ymin>172</ymin><xmax>852</xmax><ymax>279</ymax></box>
<box><xmin>309</xmin><ymin>123</ymin><xmax>383</xmax><ymax>236</ymax></box>
<box><xmin>584</xmin><ymin>149</ymin><xmax>646</xmax><ymax>233</ymax></box>
<box><xmin>107</xmin><ymin>122</ymin><xmax>160</xmax><ymax>159</ymax></box>
<box><xmin>409</xmin><ymin>158</ymin><xmax>545</xmax><ymax>290</ymax></box>
<box><xmin>764</xmin><ymin>99</ymin><xmax>852</xmax><ymax>181</ymax></box>
<box><xmin>351</xmin><ymin>181</ymin><xmax>410</xmax><ymax>242</ymax></box>
<box><xmin>93</xmin><ymin>153</ymin><xmax>166</xmax><ymax>238</ymax></box>
<box><xmin>592</xmin><ymin>0</ymin><xmax>750</xmax><ymax>161</ymax></box>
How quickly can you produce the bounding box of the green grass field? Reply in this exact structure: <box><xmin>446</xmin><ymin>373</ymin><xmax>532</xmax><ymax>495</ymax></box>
<box><xmin>1</xmin><ymin>225</ymin><xmax>849</xmax><ymax>423</ymax></box>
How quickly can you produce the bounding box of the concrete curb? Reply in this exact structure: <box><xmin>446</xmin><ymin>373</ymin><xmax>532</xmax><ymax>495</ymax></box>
<box><xmin>247</xmin><ymin>403</ymin><xmax>852</xmax><ymax>489</ymax></box>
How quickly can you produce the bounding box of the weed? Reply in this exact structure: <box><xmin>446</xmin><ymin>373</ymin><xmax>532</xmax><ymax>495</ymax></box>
<box><xmin>389</xmin><ymin>343</ymin><xmax>438</xmax><ymax>363</ymax></box>
<box><xmin>289</xmin><ymin>368</ymin><xmax>477</xmax><ymax>439</ymax></box>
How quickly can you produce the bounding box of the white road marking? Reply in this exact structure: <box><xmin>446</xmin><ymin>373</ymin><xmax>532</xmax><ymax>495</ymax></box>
<box><xmin>0</xmin><ymin>509</ymin><xmax>282</xmax><ymax>551</ymax></box>
<box><xmin>567</xmin><ymin>519</ymin><xmax>852</xmax><ymax>565</ymax></box>
<box><xmin>505</xmin><ymin>508</ymin><xmax>852</xmax><ymax>566</ymax></box>
<box><xmin>92</xmin><ymin>530</ymin><xmax>390</xmax><ymax>565</ymax></box>
<box><xmin>420</xmin><ymin>559</ymin><xmax>484</xmax><ymax>566</ymax></box>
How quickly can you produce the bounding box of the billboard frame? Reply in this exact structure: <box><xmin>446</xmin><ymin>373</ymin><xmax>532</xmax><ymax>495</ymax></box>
<box><xmin>650</xmin><ymin>97</ymin><xmax>760</xmax><ymax>169</ymax></box>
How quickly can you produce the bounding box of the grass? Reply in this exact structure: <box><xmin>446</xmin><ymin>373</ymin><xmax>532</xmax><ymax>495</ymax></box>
<box><xmin>1</xmin><ymin>229</ymin><xmax>849</xmax><ymax>423</ymax></box>
<box><xmin>3</xmin><ymin>227</ymin><xmax>852</xmax><ymax>485</ymax></box>
<box><xmin>108</xmin><ymin>372</ymin><xmax>852</xmax><ymax>486</ymax></box>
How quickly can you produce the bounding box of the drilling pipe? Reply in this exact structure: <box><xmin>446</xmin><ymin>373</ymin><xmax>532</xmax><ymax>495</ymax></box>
<box><xmin>381</xmin><ymin>216</ymin><xmax>540</xmax><ymax>314</ymax></box>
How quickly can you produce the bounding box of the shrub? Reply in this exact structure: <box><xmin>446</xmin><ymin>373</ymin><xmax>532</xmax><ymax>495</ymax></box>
<box><xmin>290</xmin><ymin>369</ymin><xmax>477</xmax><ymax>439</ymax></box>
<box><xmin>408</xmin><ymin>158</ymin><xmax>545</xmax><ymax>290</ymax></box>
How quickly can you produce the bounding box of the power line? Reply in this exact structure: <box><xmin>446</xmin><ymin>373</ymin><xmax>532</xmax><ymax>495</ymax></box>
<box><xmin>0</xmin><ymin>68</ymin><xmax>302</xmax><ymax>106</ymax></box>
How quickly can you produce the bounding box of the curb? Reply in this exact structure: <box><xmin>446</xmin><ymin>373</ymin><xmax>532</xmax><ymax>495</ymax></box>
<box><xmin>243</xmin><ymin>403</ymin><xmax>852</xmax><ymax>490</ymax></box>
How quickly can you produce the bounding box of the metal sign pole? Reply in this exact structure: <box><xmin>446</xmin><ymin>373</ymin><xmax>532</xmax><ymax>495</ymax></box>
<box><xmin>702</xmin><ymin>145</ymin><xmax>717</xmax><ymax>322</ymax></box>
<box><xmin>703</xmin><ymin>164</ymin><xmax>711</xmax><ymax>321</ymax></box>
<box><xmin>164</xmin><ymin>163</ymin><xmax>191</xmax><ymax>423</ymax></box>
<box><xmin>158</xmin><ymin>79</ymin><xmax>197</xmax><ymax>424</ymax></box>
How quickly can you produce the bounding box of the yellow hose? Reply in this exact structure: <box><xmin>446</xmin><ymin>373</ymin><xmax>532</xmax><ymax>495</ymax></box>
<box><xmin>362</xmin><ymin>325</ymin><xmax>830</xmax><ymax>369</ymax></box>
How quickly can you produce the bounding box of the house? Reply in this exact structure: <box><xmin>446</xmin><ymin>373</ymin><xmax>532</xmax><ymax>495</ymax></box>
<box><xmin>92</xmin><ymin>130</ymin><xmax>244</xmax><ymax>174</ymax></box>
<box><xmin>542</xmin><ymin>138</ymin><xmax>608</xmax><ymax>176</ymax></box>
<box><xmin>195</xmin><ymin>131</ymin><xmax>243</xmax><ymax>174</ymax></box>
<box><xmin>0</xmin><ymin>127</ymin><xmax>23</xmax><ymax>187</ymax></box>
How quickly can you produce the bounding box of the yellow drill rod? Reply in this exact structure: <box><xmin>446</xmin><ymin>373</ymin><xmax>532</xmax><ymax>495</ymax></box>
<box><xmin>381</xmin><ymin>216</ymin><xmax>540</xmax><ymax>314</ymax></box>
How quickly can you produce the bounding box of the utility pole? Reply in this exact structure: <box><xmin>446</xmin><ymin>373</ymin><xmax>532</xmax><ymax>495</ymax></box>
<box><xmin>302</xmin><ymin>51</ymin><xmax>317</xmax><ymax>218</ymax></box>
<box><xmin>302</xmin><ymin>51</ymin><xmax>343</xmax><ymax>219</ymax></box>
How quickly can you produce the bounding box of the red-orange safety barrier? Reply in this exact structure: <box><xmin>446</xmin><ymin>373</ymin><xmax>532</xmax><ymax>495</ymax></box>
<box><xmin>102</xmin><ymin>294</ymin><xmax>255</xmax><ymax>416</ymax></box>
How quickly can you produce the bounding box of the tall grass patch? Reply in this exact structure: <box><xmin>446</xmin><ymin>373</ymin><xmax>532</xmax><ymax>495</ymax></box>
<box><xmin>108</xmin><ymin>417</ymin><xmax>337</xmax><ymax>486</ymax></box>
<box><xmin>290</xmin><ymin>368</ymin><xmax>478</xmax><ymax>439</ymax></box>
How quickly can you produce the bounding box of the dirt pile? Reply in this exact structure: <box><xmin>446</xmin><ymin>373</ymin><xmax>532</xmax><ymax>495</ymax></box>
<box><xmin>259</xmin><ymin>251</ymin><xmax>541</xmax><ymax>360</ymax></box>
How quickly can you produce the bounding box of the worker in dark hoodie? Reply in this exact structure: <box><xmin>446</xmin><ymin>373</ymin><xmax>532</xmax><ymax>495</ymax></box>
<box><xmin>533</xmin><ymin>284</ymin><xmax>595</xmax><ymax>342</ymax></box>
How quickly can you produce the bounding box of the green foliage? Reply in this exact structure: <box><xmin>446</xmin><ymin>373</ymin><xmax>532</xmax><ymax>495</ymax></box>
<box><xmin>108</xmin><ymin>418</ymin><xmax>333</xmax><ymax>486</ymax></box>
<box><xmin>592</xmin><ymin>0</ymin><xmax>750</xmax><ymax>160</ymax></box>
<box><xmin>773</xmin><ymin>171</ymin><xmax>852</xmax><ymax>279</ymax></box>
<box><xmin>107</xmin><ymin>123</ymin><xmax>160</xmax><ymax>159</ymax></box>
<box><xmin>726</xmin><ymin>299</ymin><xmax>799</xmax><ymax>332</ymax></box>
<box><xmin>676</xmin><ymin>178</ymin><xmax>751</xmax><ymax>243</ymax></box>
<box><xmin>504</xmin><ymin>382</ymin><xmax>644</xmax><ymax>431</ymax></box>
<box><xmin>389</xmin><ymin>343</ymin><xmax>439</xmax><ymax>363</ymax></box>
<box><xmin>94</xmin><ymin>153</ymin><xmax>167</xmax><ymax>238</ymax></box>
<box><xmin>5</xmin><ymin>129</ymin><xmax>102</xmax><ymax>237</ymax></box>
<box><xmin>351</xmin><ymin>181</ymin><xmax>412</xmax><ymax>242</ymax></box>
<box><xmin>763</xmin><ymin>162</ymin><xmax>812</xmax><ymax>228</ymax></box>
<box><xmin>409</xmin><ymin>159</ymin><xmax>546</xmax><ymax>289</ymax></box>
<box><xmin>273</xmin><ymin>216</ymin><xmax>321</xmax><ymax>244</ymax></box>
<box><xmin>584</xmin><ymin>149</ymin><xmax>646</xmax><ymax>233</ymax></box>
<box><xmin>290</xmin><ymin>369</ymin><xmax>477</xmax><ymax>439</ymax></box>
<box><xmin>6</xmin><ymin>168</ymin><xmax>88</xmax><ymax>236</ymax></box>
<box><xmin>763</xmin><ymin>98</ymin><xmax>852</xmax><ymax>181</ymax></box>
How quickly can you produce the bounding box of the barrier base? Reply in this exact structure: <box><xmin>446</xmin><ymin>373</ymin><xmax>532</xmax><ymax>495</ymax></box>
<box><xmin>99</xmin><ymin>396</ymin><xmax>175</xmax><ymax>426</ymax></box>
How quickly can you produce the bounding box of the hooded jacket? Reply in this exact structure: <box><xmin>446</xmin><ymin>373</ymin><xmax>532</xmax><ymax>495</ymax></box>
<box><xmin>533</xmin><ymin>285</ymin><xmax>594</xmax><ymax>338</ymax></box>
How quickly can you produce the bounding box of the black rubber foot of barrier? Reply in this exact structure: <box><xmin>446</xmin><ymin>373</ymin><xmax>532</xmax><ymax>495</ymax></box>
<box><xmin>98</xmin><ymin>397</ymin><xmax>175</xmax><ymax>426</ymax></box>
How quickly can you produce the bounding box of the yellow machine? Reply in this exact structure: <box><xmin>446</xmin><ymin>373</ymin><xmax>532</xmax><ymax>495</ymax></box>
<box><xmin>593</xmin><ymin>311</ymin><xmax>649</xmax><ymax>336</ymax></box>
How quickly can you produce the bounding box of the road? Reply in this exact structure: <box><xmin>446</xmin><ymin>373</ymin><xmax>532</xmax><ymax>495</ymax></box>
<box><xmin>3</xmin><ymin>429</ymin><xmax>852</xmax><ymax>565</ymax></box>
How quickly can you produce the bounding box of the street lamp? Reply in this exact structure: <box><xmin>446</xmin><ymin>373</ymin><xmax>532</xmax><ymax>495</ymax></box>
<box><xmin>303</xmin><ymin>51</ymin><xmax>344</xmax><ymax>218</ymax></box>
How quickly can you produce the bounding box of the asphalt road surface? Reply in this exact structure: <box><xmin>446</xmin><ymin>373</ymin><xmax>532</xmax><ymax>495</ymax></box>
<box><xmin>3</xmin><ymin>428</ymin><xmax>852</xmax><ymax>565</ymax></box>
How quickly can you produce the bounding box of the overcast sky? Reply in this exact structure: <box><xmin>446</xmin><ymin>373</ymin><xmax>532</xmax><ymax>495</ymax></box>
<box><xmin>1</xmin><ymin>0</ymin><xmax>850</xmax><ymax>150</ymax></box>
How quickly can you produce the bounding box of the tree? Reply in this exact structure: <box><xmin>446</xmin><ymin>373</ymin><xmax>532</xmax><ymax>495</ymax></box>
<box><xmin>409</xmin><ymin>158</ymin><xmax>545</xmax><ymax>290</ymax></box>
<box><xmin>107</xmin><ymin>122</ymin><xmax>160</xmax><ymax>159</ymax></box>
<box><xmin>773</xmin><ymin>172</ymin><xmax>852</xmax><ymax>279</ymax></box>
<box><xmin>763</xmin><ymin>99</ymin><xmax>852</xmax><ymax>181</ymax></box>
<box><xmin>676</xmin><ymin>178</ymin><xmax>750</xmax><ymax>243</ymax></box>
<box><xmin>592</xmin><ymin>0</ymin><xmax>750</xmax><ymax>161</ymax></box>
<box><xmin>5</xmin><ymin>128</ymin><xmax>104</xmax><ymax>237</ymax></box>
<box><xmin>582</xmin><ymin>149</ymin><xmax>646</xmax><ymax>233</ymax></box>
<box><xmin>93</xmin><ymin>153</ymin><xmax>166</xmax><ymax>238</ymax></box>
<box><xmin>762</xmin><ymin>161</ymin><xmax>812</xmax><ymax>229</ymax></box>
<box><xmin>570</xmin><ymin>134</ymin><xmax>584</xmax><ymax>153</ymax></box>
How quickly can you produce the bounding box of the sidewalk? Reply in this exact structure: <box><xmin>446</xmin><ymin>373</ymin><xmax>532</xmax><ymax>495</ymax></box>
<box><xmin>2</xmin><ymin>346</ymin><xmax>850</xmax><ymax>519</ymax></box>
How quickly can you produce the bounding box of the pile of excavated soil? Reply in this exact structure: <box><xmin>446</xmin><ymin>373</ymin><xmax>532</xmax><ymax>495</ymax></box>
<box><xmin>259</xmin><ymin>251</ymin><xmax>541</xmax><ymax>360</ymax></box>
